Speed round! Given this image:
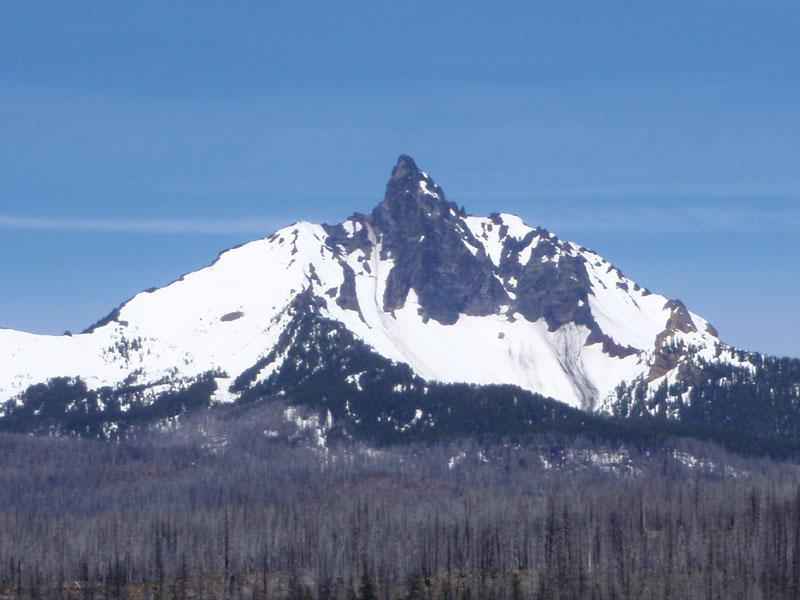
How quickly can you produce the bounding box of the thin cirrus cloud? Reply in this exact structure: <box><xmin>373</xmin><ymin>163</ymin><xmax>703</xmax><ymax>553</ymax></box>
<box><xmin>0</xmin><ymin>203</ymin><xmax>798</xmax><ymax>235</ymax></box>
<box><xmin>0</xmin><ymin>214</ymin><xmax>288</xmax><ymax>235</ymax></box>
<box><xmin>517</xmin><ymin>204</ymin><xmax>800</xmax><ymax>234</ymax></box>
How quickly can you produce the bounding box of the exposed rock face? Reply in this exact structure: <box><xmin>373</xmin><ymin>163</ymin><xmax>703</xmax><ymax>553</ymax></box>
<box><xmin>366</xmin><ymin>156</ymin><xmax>508</xmax><ymax>325</ymax></box>
<box><xmin>663</xmin><ymin>300</ymin><xmax>698</xmax><ymax>334</ymax></box>
<box><xmin>505</xmin><ymin>237</ymin><xmax>595</xmax><ymax>332</ymax></box>
<box><xmin>335</xmin><ymin>262</ymin><xmax>362</xmax><ymax>318</ymax></box>
<box><xmin>328</xmin><ymin>157</ymin><xmax>613</xmax><ymax>342</ymax></box>
<box><xmin>648</xmin><ymin>300</ymin><xmax>701</xmax><ymax>380</ymax></box>
<box><xmin>366</xmin><ymin>155</ymin><xmax>508</xmax><ymax>324</ymax></box>
<box><xmin>337</xmin><ymin>156</ymin><xmax>601</xmax><ymax>331</ymax></box>
<box><xmin>220</xmin><ymin>311</ymin><xmax>244</xmax><ymax>322</ymax></box>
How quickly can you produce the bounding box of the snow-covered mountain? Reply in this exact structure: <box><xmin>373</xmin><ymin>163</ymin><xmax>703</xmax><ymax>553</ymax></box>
<box><xmin>0</xmin><ymin>156</ymin><xmax>749</xmax><ymax>415</ymax></box>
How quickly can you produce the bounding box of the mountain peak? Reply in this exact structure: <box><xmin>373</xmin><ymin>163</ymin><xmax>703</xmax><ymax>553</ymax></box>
<box><xmin>374</xmin><ymin>156</ymin><xmax>453</xmax><ymax>223</ymax></box>
<box><xmin>0</xmin><ymin>155</ymin><xmax>737</xmax><ymax>419</ymax></box>
<box><xmin>390</xmin><ymin>154</ymin><xmax>420</xmax><ymax>180</ymax></box>
<box><xmin>359</xmin><ymin>157</ymin><xmax>508</xmax><ymax>326</ymax></box>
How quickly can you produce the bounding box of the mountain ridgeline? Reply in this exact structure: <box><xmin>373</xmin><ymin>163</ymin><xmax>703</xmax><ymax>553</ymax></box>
<box><xmin>1</xmin><ymin>155</ymin><xmax>799</xmax><ymax>453</ymax></box>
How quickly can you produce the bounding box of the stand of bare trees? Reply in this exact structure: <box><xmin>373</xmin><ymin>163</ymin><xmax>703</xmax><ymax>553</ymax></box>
<box><xmin>2</xmin><ymin>402</ymin><xmax>800</xmax><ymax>599</ymax></box>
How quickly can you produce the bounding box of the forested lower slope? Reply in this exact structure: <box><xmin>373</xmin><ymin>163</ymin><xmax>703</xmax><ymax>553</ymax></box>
<box><xmin>3</xmin><ymin>401</ymin><xmax>800</xmax><ymax>600</ymax></box>
<box><xmin>608</xmin><ymin>351</ymin><xmax>800</xmax><ymax>439</ymax></box>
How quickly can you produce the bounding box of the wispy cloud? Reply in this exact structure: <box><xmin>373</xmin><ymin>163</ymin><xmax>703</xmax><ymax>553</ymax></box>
<box><xmin>0</xmin><ymin>214</ymin><xmax>289</xmax><ymax>235</ymax></box>
<box><xmin>2</xmin><ymin>204</ymin><xmax>799</xmax><ymax>237</ymax></box>
<box><xmin>515</xmin><ymin>203</ymin><xmax>800</xmax><ymax>235</ymax></box>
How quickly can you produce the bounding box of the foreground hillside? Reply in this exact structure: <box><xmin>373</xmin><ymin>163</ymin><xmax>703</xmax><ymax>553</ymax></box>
<box><xmin>2</xmin><ymin>402</ymin><xmax>800</xmax><ymax>600</ymax></box>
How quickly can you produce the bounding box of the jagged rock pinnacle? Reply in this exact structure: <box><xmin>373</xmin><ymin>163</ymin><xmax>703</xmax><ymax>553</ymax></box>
<box><xmin>376</xmin><ymin>155</ymin><xmax>450</xmax><ymax>220</ymax></box>
<box><xmin>390</xmin><ymin>154</ymin><xmax>420</xmax><ymax>180</ymax></box>
<box><xmin>365</xmin><ymin>155</ymin><xmax>508</xmax><ymax>324</ymax></box>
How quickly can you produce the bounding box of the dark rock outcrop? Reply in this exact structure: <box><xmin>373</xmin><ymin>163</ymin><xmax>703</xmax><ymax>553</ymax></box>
<box><xmin>321</xmin><ymin>156</ymin><xmax>613</xmax><ymax>345</ymax></box>
<box><xmin>365</xmin><ymin>155</ymin><xmax>508</xmax><ymax>324</ymax></box>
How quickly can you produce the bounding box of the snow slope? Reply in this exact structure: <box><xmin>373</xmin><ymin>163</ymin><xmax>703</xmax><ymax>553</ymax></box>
<box><xmin>0</xmin><ymin>157</ymin><xmax>731</xmax><ymax>411</ymax></box>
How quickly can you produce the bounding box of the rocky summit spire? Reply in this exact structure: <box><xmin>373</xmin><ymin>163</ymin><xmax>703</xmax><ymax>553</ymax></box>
<box><xmin>366</xmin><ymin>155</ymin><xmax>508</xmax><ymax>325</ymax></box>
<box><xmin>372</xmin><ymin>155</ymin><xmax>455</xmax><ymax>227</ymax></box>
<box><xmin>390</xmin><ymin>154</ymin><xmax>420</xmax><ymax>180</ymax></box>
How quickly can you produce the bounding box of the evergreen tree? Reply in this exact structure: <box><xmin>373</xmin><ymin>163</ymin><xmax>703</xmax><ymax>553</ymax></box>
<box><xmin>510</xmin><ymin>573</ymin><xmax>523</xmax><ymax>600</ymax></box>
<box><xmin>358</xmin><ymin>558</ymin><xmax>378</xmax><ymax>600</ymax></box>
<box><xmin>346</xmin><ymin>577</ymin><xmax>358</xmax><ymax>600</ymax></box>
<box><xmin>438</xmin><ymin>579</ymin><xmax>453</xmax><ymax>600</ymax></box>
<box><xmin>405</xmin><ymin>570</ymin><xmax>426</xmax><ymax>600</ymax></box>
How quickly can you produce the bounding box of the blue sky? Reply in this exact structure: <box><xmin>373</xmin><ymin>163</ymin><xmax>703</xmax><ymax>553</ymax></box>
<box><xmin>1</xmin><ymin>1</ymin><xmax>798</xmax><ymax>356</ymax></box>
